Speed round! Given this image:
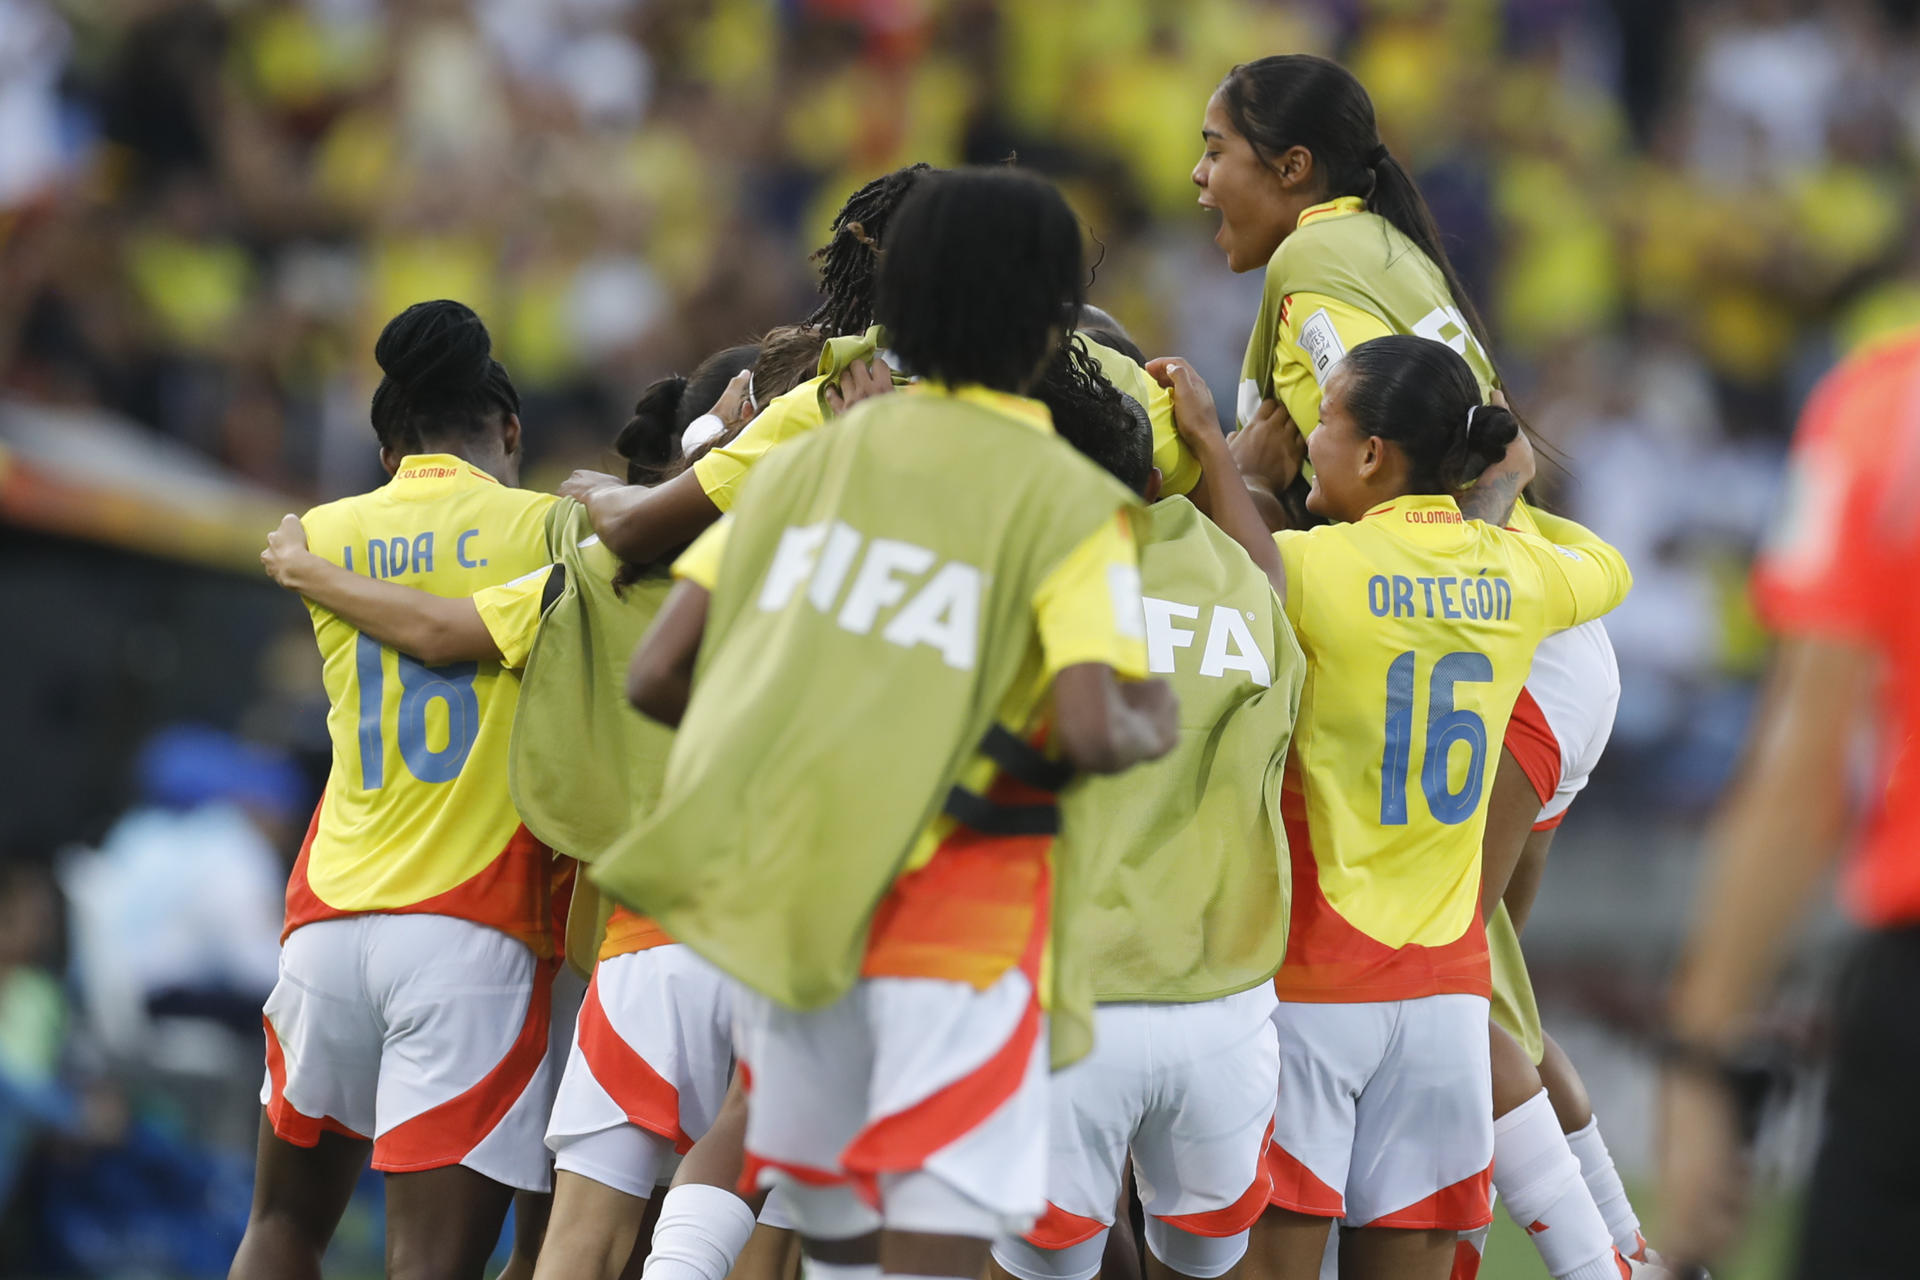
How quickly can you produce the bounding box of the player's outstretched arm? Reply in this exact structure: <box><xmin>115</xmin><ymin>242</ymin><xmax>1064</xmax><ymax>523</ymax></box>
<box><xmin>261</xmin><ymin>515</ymin><xmax>503</xmax><ymax>665</ymax></box>
<box><xmin>1146</xmin><ymin>357</ymin><xmax>1287</xmax><ymax>596</ymax></box>
<box><xmin>627</xmin><ymin>580</ymin><xmax>709</xmax><ymax>728</ymax></box>
<box><xmin>1050</xmin><ymin>665</ymin><xmax>1179</xmax><ymax>775</ymax></box>
<box><xmin>1458</xmin><ymin>426</ymin><xmax>1534</xmax><ymax>526</ymax></box>
<box><xmin>560</xmin><ymin>466</ymin><xmax>722</xmax><ymax>569</ymax></box>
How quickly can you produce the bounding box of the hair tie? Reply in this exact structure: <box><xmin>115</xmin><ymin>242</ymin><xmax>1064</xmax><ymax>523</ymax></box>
<box><xmin>1367</xmin><ymin>143</ymin><xmax>1390</xmax><ymax>168</ymax></box>
<box><xmin>1464</xmin><ymin>403</ymin><xmax>1479</xmax><ymax>443</ymax></box>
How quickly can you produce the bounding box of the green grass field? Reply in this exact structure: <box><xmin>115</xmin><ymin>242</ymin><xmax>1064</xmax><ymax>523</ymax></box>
<box><xmin>1474</xmin><ymin>1187</ymin><xmax>1800</xmax><ymax>1279</ymax></box>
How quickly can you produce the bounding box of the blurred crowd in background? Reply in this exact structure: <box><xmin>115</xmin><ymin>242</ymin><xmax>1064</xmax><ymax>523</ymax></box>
<box><xmin>4</xmin><ymin>0</ymin><xmax>1918</xmax><ymax>1273</ymax></box>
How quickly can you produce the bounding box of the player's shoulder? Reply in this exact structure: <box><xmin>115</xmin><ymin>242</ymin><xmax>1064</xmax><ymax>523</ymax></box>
<box><xmin>1799</xmin><ymin>331</ymin><xmax>1920</xmax><ymax>454</ymax></box>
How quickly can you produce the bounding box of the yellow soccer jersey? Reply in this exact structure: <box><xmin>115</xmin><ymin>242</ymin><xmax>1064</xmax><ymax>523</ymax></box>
<box><xmin>1272</xmin><ymin>494</ymin><xmax>1629</xmax><ymax>1003</ymax></box>
<box><xmin>1239</xmin><ymin>196</ymin><xmax>1498</xmax><ymax>437</ymax></box>
<box><xmin>691</xmin><ymin>373</ymin><xmax>830</xmax><ymax>513</ymax></box>
<box><xmin>285</xmin><ymin>455</ymin><xmax>560</xmax><ymax>951</ymax></box>
<box><xmin>1079</xmin><ymin>337</ymin><xmax>1203</xmax><ymax>498</ymax></box>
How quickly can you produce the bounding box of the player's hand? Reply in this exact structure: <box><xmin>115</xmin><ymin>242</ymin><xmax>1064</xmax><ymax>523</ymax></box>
<box><xmin>559</xmin><ymin>469</ymin><xmax>625</xmax><ymax>504</ymax></box>
<box><xmin>1229</xmin><ymin>398</ymin><xmax>1306</xmax><ymax>492</ymax></box>
<box><xmin>706</xmin><ymin>368</ymin><xmax>755</xmax><ymax>433</ymax></box>
<box><xmin>1144</xmin><ymin>357</ymin><xmax>1224</xmax><ymax>450</ymax></box>
<box><xmin>1657</xmin><ymin>1064</ymin><xmax>1751</xmax><ymax>1271</ymax></box>
<box><xmin>261</xmin><ymin>514</ymin><xmax>315</xmax><ymax>589</ymax></box>
<box><xmin>824</xmin><ymin>356</ymin><xmax>894</xmax><ymax>416</ymax></box>
<box><xmin>1122</xmin><ymin>677</ymin><xmax>1181</xmax><ymax>760</ymax></box>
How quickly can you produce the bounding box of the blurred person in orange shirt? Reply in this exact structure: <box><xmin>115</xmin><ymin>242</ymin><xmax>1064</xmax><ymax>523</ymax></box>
<box><xmin>1662</xmin><ymin>326</ymin><xmax>1920</xmax><ymax>1278</ymax></box>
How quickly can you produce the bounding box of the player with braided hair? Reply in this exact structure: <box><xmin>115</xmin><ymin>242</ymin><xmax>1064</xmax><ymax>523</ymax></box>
<box><xmin>805</xmin><ymin>163</ymin><xmax>934</xmax><ymax>338</ymax></box>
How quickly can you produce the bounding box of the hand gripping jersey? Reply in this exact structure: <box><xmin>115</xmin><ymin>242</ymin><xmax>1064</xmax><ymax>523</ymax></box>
<box><xmin>1066</xmin><ymin>497</ymin><xmax>1304</xmax><ymax>1003</ymax></box>
<box><xmin>286</xmin><ymin>455</ymin><xmax>560</xmax><ymax>954</ymax></box>
<box><xmin>691</xmin><ymin>326</ymin><xmax>1201</xmax><ymax>514</ymax></box>
<box><xmin>592</xmin><ymin>384</ymin><xmax>1148</xmax><ymax>1067</ymax></box>
<box><xmin>472</xmin><ymin>498</ymin><xmax>679</xmax><ymax>973</ymax></box>
<box><xmin>1752</xmin><ymin>331</ymin><xmax>1920</xmax><ymax>925</ymax></box>
<box><xmin>1272</xmin><ymin>497</ymin><xmax>1631</xmax><ymax>1002</ymax></box>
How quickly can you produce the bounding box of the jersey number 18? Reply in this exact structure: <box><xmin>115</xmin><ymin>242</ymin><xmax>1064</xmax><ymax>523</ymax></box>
<box><xmin>1380</xmin><ymin>649</ymin><xmax>1493</xmax><ymax>826</ymax></box>
<box><xmin>355</xmin><ymin>634</ymin><xmax>480</xmax><ymax>788</ymax></box>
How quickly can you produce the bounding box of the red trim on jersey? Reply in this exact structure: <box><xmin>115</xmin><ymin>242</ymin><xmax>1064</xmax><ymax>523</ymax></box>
<box><xmin>1265</xmin><ymin>1134</ymin><xmax>1344</xmax><ymax>1217</ymax></box>
<box><xmin>1273</xmin><ymin>789</ymin><xmax>1490</xmax><ymax>1003</ymax></box>
<box><xmin>1362</xmin><ymin>1164</ymin><xmax>1493</xmax><ymax>1231</ymax></box>
<box><xmin>840</xmin><ymin>902</ymin><xmax>1047</xmax><ymax>1193</ymax></box>
<box><xmin>372</xmin><ymin>958</ymin><xmax>557</xmax><ymax>1173</ymax></box>
<box><xmin>1158</xmin><ymin>1119</ymin><xmax>1277</xmax><ymax>1236</ymax></box>
<box><xmin>1503</xmin><ymin>688</ymin><xmax>1561</xmax><ymax>810</ymax></box>
<box><xmin>283</xmin><ymin>798</ymin><xmax>558</xmax><ymax>957</ymax></box>
<box><xmin>261</xmin><ymin>1015</ymin><xmax>366</xmax><ymax>1146</ymax></box>
<box><xmin>575</xmin><ymin>970</ymin><xmax>694</xmax><ymax>1153</ymax></box>
<box><xmin>1025</xmin><ymin>1202</ymin><xmax>1111</xmax><ymax>1249</ymax></box>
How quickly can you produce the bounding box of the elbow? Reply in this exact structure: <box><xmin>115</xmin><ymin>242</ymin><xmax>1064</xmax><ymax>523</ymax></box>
<box><xmin>626</xmin><ymin>657</ymin><xmax>686</xmax><ymax>727</ymax></box>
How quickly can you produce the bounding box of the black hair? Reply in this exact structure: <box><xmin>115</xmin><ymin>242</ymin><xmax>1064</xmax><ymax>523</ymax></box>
<box><xmin>874</xmin><ymin>168</ymin><xmax>1084</xmax><ymax>394</ymax></box>
<box><xmin>1077</xmin><ymin>303</ymin><xmax>1148</xmax><ymax>366</ymax></box>
<box><xmin>806</xmin><ymin>163</ymin><xmax>935</xmax><ymax>338</ymax></box>
<box><xmin>1218</xmin><ymin>55</ymin><xmax>1494</xmax><ymax>364</ymax></box>
<box><xmin>607</xmin><ymin>343</ymin><xmax>757</xmax><ymax>594</ymax></box>
<box><xmin>614</xmin><ymin>343</ymin><xmax>759</xmax><ymax>488</ymax></box>
<box><xmin>1034</xmin><ymin>337</ymin><xmax>1153</xmax><ymax>496</ymax></box>
<box><xmin>1335</xmin><ymin>335</ymin><xmax>1517</xmax><ymax>494</ymax></box>
<box><xmin>368</xmin><ymin>300</ymin><xmax>521</xmax><ymax>456</ymax></box>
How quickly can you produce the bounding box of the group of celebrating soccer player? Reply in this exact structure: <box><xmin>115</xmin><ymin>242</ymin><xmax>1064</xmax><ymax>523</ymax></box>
<box><xmin>232</xmin><ymin>53</ymin><xmax>1660</xmax><ymax>1280</ymax></box>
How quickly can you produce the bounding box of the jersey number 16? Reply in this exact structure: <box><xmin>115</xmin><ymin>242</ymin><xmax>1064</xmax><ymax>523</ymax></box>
<box><xmin>356</xmin><ymin>634</ymin><xmax>480</xmax><ymax>789</ymax></box>
<box><xmin>1380</xmin><ymin>649</ymin><xmax>1493</xmax><ymax>826</ymax></box>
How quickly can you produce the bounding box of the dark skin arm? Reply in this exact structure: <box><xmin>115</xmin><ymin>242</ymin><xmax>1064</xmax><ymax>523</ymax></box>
<box><xmin>1049</xmin><ymin>663</ymin><xmax>1180</xmax><ymax>775</ymax></box>
<box><xmin>261</xmin><ymin>515</ymin><xmax>504</xmax><ymax>665</ymax></box>
<box><xmin>561</xmin><ymin>466</ymin><xmax>723</xmax><ymax>569</ymax></box>
<box><xmin>1145</xmin><ymin>357</ymin><xmax>1286</xmax><ymax>596</ymax></box>
<box><xmin>1476</xmin><ymin>748</ymin><xmax>1548</xmax><ymax>923</ymax></box>
<box><xmin>1658</xmin><ymin>636</ymin><xmax>1876</xmax><ymax>1266</ymax></box>
<box><xmin>1502</xmin><ymin>826</ymin><xmax>1555</xmax><ymax>934</ymax></box>
<box><xmin>626</xmin><ymin>579</ymin><xmax>710</xmax><ymax>727</ymax></box>
<box><xmin>1457</xmin><ymin>429</ymin><xmax>1536</xmax><ymax>526</ymax></box>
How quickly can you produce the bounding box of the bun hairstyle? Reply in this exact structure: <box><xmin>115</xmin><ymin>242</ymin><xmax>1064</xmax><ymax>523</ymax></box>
<box><xmin>1337</xmin><ymin>335</ymin><xmax>1518</xmax><ymax>494</ymax></box>
<box><xmin>614</xmin><ymin>344</ymin><xmax>760</xmax><ymax>487</ymax></box>
<box><xmin>369</xmin><ymin>300</ymin><xmax>521</xmax><ymax>456</ymax></box>
<box><xmin>1217</xmin><ymin>55</ymin><xmax>1495</xmax><ymax>369</ymax></box>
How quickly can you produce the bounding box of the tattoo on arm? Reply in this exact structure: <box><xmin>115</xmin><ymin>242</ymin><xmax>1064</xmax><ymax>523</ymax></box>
<box><xmin>1461</xmin><ymin>469</ymin><xmax>1524</xmax><ymax>526</ymax></box>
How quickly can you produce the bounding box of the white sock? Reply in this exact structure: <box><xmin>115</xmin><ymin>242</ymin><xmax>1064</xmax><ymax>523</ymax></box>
<box><xmin>1493</xmin><ymin>1091</ymin><xmax>1622</xmax><ymax>1280</ymax></box>
<box><xmin>1565</xmin><ymin>1115</ymin><xmax>1646</xmax><ymax>1260</ymax></box>
<box><xmin>643</xmin><ymin>1183</ymin><xmax>760</xmax><ymax>1280</ymax></box>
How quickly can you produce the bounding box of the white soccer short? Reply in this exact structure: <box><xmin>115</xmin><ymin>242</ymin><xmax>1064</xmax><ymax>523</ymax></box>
<box><xmin>261</xmin><ymin>913</ymin><xmax>562</xmax><ymax>1191</ymax></box>
<box><xmin>1506</xmin><ymin>619</ymin><xmax>1620</xmax><ymax>829</ymax></box>
<box><xmin>990</xmin><ymin>985</ymin><xmax>1278</xmax><ymax>1280</ymax></box>
<box><xmin>733</xmin><ymin>967</ymin><xmax>1050</xmax><ymax>1235</ymax></box>
<box><xmin>545</xmin><ymin>943</ymin><xmax>736</xmax><ymax>1198</ymax></box>
<box><xmin>1266</xmin><ymin>994</ymin><xmax>1494</xmax><ymax>1231</ymax></box>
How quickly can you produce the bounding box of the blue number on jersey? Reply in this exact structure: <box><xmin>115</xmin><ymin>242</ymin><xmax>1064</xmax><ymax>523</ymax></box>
<box><xmin>1379</xmin><ymin>649</ymin><xmax>1494</xmax><ymax>826</ymax></box>
<box><xmin>354</xmin><ymin>634</ymin><xmax>480</xmax><ymax>788</ymax></box>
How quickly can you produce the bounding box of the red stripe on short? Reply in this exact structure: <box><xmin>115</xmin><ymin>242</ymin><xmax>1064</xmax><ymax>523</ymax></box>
<box><xmin>372</xmin><ymin>959</ymin><xmax>557</xmax><ymax>1173</ymax></box>
<box><xmin>740</xmin><ymin>1150</ymin><xmax>849</xmax><ymax>1199</ymax></box>
<box><xmin>261</xmin><ymin>1015</ymin><xmax>366</xmax><ymax>1146</ymax></box>
<box><xmin>1024</xmin><ymin>1201</ymin><xmax>1111</xmax><ymax>1249</ymax></box>
<box><xmin>1157</xmin><ymin>1118</ymin><xmax>1276</xmax><ymax>1237</ymax></box>
<box><xmin>1362</xmin><ymin>1164</ymin><xmax>1493</xmax><ymax>1231</ymax></box>
<box><xmin>576</xmin><ymin>970</ymin><xmax>694</xmax><ymax>1154</ymax></box>
<box><xmin>1449</xmin><ymin>1237</ymin><xmax>1484</xmax><ymax>1280</ymax></box>
<box><xmin>1264</xmin><ymin>1136</ymin><xmax>1344</xmax><ymax>1218</ymax></box>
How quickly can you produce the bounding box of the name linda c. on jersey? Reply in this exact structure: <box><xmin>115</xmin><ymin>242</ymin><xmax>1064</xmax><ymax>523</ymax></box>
<box><xmin>339</xmin><ymin>526</ymin><xmax>493</xmax><ymax>578</ymax></box>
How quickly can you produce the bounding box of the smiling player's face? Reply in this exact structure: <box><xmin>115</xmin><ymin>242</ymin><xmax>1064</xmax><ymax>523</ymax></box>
<box><xmin>1192</xmin><ymin>93</ymin><xmax>1304</xmax><ymax>273</ymax></box>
